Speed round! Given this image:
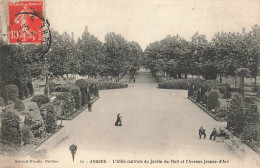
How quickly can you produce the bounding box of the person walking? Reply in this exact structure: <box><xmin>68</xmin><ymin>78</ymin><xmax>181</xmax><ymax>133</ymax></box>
<box><xmin>199</xmin><ymin>126</ymin><xmax>206</xmax><ymax>139</ymax></box>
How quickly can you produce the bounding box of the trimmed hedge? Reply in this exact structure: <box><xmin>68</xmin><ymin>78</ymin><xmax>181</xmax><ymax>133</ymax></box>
<box><xmin>24</xmin><ymin>102</ymin><xmax>46</xmax><ymax>137</ymax></box>
<box><xmin>22</xmin><ymin>124</ymin><xmax>34</xmax><ymax>145</ymax></box>
<box><xmin>14</xmin><ymin>100</ymin><xmax>25</xmax><ymax>112</ymax></box>
<box><xmin>70</xmin><ymin>87</ymin><xmax>82</xmax><ymax>110</ymax></box>
<box><xmin>98</xmin><ymin>82</ymin><xmax>128</xmax><ymax>90</ymax></box>
<box><xmin>12</xmin><ymin>78</ymin><xmax>23</xmax><ymax>99</ymax></box>
<box><xmin>27</xmin><ymin>81</ymin><xmax>34</xmax><ymax>96</ymax></box>
<box><xmin>158</xmin><ymin>80</ymin><xmax>189</xmax><ymax>89</ymax></box>
<box><xmin>5</xmin><ymin>84</ymin><xmax>19</xmax><ymax>103</ymax></box>
<box><xmin>227</xmin><ymin>93</ymin><xmax>245</xmax><ymax>133</ymax></box>
<box><xmin>54</xmin><ymin>85</ymin><xmax>71</xmax><ymax>92</ymax></box>
<box><xmin>40</xmin><ymin>103</ymin><xmax>57</xmax><ymax>133</ymax></box>
<box><xmin>75</xmin><ymin>79</ymin><xmax>88</xmax><ymax>88</ymax></box>
<box><xmin>1</xmin><ymin>109</ymin><xmax>21</xmax><ymax>146</ymax></box>
<box><xmin>208</xmin><ymin>89</ymin><xmax>220</xmax><ymax>110</ymax></box>
<box><xmin>31</xmin><ymin>94</ymin><xmax>50</xmax><ymax>108</ymax></box>
<box><xmin>56</xmin><ymin>92</ymin><xmax>76</xmax><ymax>116</ymax></box>
<box><xmin>80</xmin><ymin>87</ymin><xmax>87</xmax><ymax>106</ymax></box>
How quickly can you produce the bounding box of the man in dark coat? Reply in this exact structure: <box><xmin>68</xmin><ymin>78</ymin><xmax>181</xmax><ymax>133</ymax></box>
<box><xmin>210</xmin><ymin>128</ymin><xmax>217</xmax><ymax>141</ymax></box>
<box><xmin>199</xmin><ymin>126</ymin><xmax>206</xmax><ymax>139</ymax></box>
<box><xmin>115</xmin><ymin>113</ymin><xmax>122</xmax><ymax>126</ymax></box>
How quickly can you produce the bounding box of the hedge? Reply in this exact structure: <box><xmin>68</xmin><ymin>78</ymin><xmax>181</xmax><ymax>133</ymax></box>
<box><xmin>49</xmin><ymin>82</ymin><xmax>56</xmax><ymax>94</ymax></box>
<box><xmin>40</xmin><ymin>103</ymin><xmax>57</xmax><ymax>133</ymax></box>
<box><xmin>5</xmin><ymin>84</ymin><xmax>19</xmax><ymax>103</ymax></box>
<box><xmin>1</xmin><ymin>109</ymin><xmax>21</xmax><ymax>146</ymax></box>
<box><xmin>0</xmin><ymin>82</ymin><xmax>7</xmax><ymax>105</ymax></box>
<box><xmin>98</xmin><ymin>82</ymin><xmax>128</xmax><ymax>90</ymax></box>
<box><xmin>54</xmin><ymin>85</ymin><xmax>71</xmax><ymax>92</ymax></box>
<box><xmin>75</xmin><ymin>79</ymin><xmax>88</xmax><ymax>88</ymax></box>
<box><xmin>14</xmin><ymin>100</ymin><xmax>25</xmax><ymax>112</ymax></box>
<box><xmin>70</xmin><ymin>87</ymin><xmax>82</xmax><ymax>110</ymax></box>
<box><xmin>31</xmin><ymin>94</ymin><xmax>50</xmax><ymax>108</ymax></box>
<box><xmin>80</xmin><ymin>87</ymin><xmax>87</xmax><ymax>106</ymax></box>
<box><xmin>22</xmin><ymin>124</ymin><xmax>34</xmax><ymax>145</ymax></box>
<box><xmin>12</xmin><ymin>78</ymin><xmax>23</xmax><ymax>99</ymax></box>
<box><xmin>24</xmin><ymin>102</ymin><xmax>46</xmax><ymax>137</ymax></box>
<box><xmin>56</xmin><ymin>92</ymin><xmax>76</xmax><ymax>116</ymax></box>
<box><xmin>27</xmin><ymin>81</ymin><xmax>34</xmax><ymax>96</ymax></box>
<box><xmin>158</xmin><ymin>80</ymin><xmax>189</xmax><ymax>89</ymax></box>
<box><xmin>0</xmin><ymin>97</ymin><xmax>4</xmax><ymax>107</ymax></box>
<box><xmin>208</xmin><ymin>89</ymin><xmax>220</xmax><ymax>110</ymax></box>
<box><xmin>227</xmin><ymin>93</ymin><xmax>245</xmax><ymax>133</ymax></box>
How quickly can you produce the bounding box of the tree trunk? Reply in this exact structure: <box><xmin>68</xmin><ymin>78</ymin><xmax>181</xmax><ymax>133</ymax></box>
<box><xmin>241</xmin><ymin>76</ymin><xmax>245</xmax><ymax>97</ymax></box>
<box><xmin>44</xmin><ymin>74</ymin><xmax>49</xmax><ymax>96</ymax></box>
<box><xmin>185</xmin><ymin>73</ymin><xmax>188</xmax><ymax>79</ymax></box>
<box><xmin>220</xmin><ymin>74</ymin><xmax>222</xmax><ymax>83</ymax></box>
<box><xmin>235</xmin><ymin>76</ymin><xmax>237</xmax><ymax>88</ymax></box>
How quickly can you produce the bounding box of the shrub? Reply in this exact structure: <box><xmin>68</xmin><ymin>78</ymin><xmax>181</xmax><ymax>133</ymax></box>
<box><xmin>22</xmin><ymin>124</ymin><xmax>34</xmax><ymax>145</ymax></box>
<box><xmin>188</xmin><ymin>83</ymin><xmax>196</xmax><ymax>97</ymax></box>
<box><xmin>242</xmin><ymin>124</ymin><xmax>259</xmax><ymax>141</ymax></box>
<box><xmin>158</xmin><ymin>80</ymin><xmax>189</xmax><ymax>90</ymax></box>
<box><xmin>56</xmin><ymin>92</ymin><xmax>75</xmax><ymax>115</ymax></box>
<box><xmin>218</xmin><ymin>86</ymin><xmax>226</xmax><ymax>95</ymax></box>
<box><xmin>48</xmin><ymin>82</ymin><xmax>56</xmax><ymax>94</ymax></box>
<box><xmin>24</xmin><ymin>102</ymin><xmax>46</xmax><ymax>137</ymax></box>
<box><xmin>0</xmin><ymin>81</ymin><xmax>7</xmax><ymax>103</ymax></box>
<box><xmin>1</xmin><ymin>109</ymin><xmax>21</xmax><ymax>146</ymax></box>
<box><xmin>223</xmin><ymin>91</ymin><xmax>231</xmax><ymax>99</ymax></box>
<box><xmin>0</xmin><ymin>97</ymin><xmax>4</xmax><ymax>106</ymax></box>
<box><xmin>54</xmin><ymin>85</ymin><xmax>71</xmax><ymax>92</ymax></box>
<box><xmin>75</xmin><ymin>79</ymin><xmax>88</xmax><ymax>88</ymax></box>
<box><xmin>98</xmin><ymin>82</ymin><xmax>128</xmax><ymax>90</ymax></box>
<box><xmin>89</xmin><ymin>83</ymin><xmax>94</xmax><ymax>94</ymax></box>
<box><xmin>227</xmin><ymin>93</ymin><xmax>245</xmax><ymax>133</ymax></box>
<box><xmin>31</xmin><ymin>94</ymin><xmax>50</xmax><ymax>108</ymax></box>
<box><xmin>40</xmin><ymin>103</ymin><xmax>57</xmax><ymax>133</ymax></box>
<box><xmin>12</xmin><ymin>78</ymin><xmax>23</xmax><ymax>99</ymax></box>
<box><xmin>93</xmin><ymin>84</ymin><xmax>99</xmax><ymax>97</ymax></box>
<box><xmin>80</xmin><ymin>87</ymin><xmax>87</xmax><ymax>106</ymax></box>
<box><xmin>22</xmin><ymin>83</ymin><xmax>29</xmax><ymax>98</ymax></box>
<box><xmin>208</xmin><ymin>89</ymin><xmax>220</xmax><ymax>110</ymax></box>
<box><xmin>70</xmin><ymin>87</ymin><xmax>82</xmax><ymax>110</ymax></box>
<box><xmin>5</xmin><ymin>84</ymin><xmax>19</xmax><ymax>103</ymax></box>
<box><xmin>27</xmin><ymin>81</ymin><xmax>34</xmax><ymax>96</ymax></box>
<box><xmin>14</xmin><ymin>100</ymin><xmax>25</xmax><ymax>112</ymax></box>
<box><xmin>215</xmin><ymin>108</ymin><xmax>228</xmax><ymax>119</ymax></box>
<box><xmin>202</xmin><ymin>94</ymin><xmax>208</xmax><ymax>105</ymax></box>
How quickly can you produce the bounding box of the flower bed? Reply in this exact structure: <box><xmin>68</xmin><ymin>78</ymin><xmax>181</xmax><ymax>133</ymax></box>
<box><xmin>0</xmin><ymin>125</ymin><xmax>63</xmax><ymax>156</ymax></box>
<box><xmin>188</xmin><ymin>97</ymin><xmax>226</xmax><ymax>122</ymax></box>
<box><xmin>56</xmin><ymin>97</ymin><xmax>99</xmax><ymax>120</ymax></box>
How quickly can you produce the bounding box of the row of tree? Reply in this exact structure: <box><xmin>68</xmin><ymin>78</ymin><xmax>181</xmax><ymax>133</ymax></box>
<box><xmin>45</xmin><ymin>29</ymin><xmax>144</xmax><ymax>81</ymax></box>
<box><xmin>0</xmin><ymin>27</ymin><xmax>144</xmax><ymax>100</ymax></box>
<box><xmin>144</xmin><ymin>25</ymin><xmax>260</xmax><ymax>83</ymax></box>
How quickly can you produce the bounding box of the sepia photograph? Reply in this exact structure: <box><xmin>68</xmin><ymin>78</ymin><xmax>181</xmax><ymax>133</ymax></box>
<box><xmin>0</xmin><ymin>0</ymin><xmax>260</xmax><ymax>167</ymax></box>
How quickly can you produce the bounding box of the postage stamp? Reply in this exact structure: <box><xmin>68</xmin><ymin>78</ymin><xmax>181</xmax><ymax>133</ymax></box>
<box><xmin>8</xmin><ymin>1</ymin><xmax>44</xmax><ymax>44</ymax></box>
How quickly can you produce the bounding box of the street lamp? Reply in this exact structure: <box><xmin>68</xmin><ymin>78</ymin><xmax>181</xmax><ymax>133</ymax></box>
<box><xmin>18</xmin><ymin>114</ymin><xmax>25</xmax><ymax>148</ymax></box>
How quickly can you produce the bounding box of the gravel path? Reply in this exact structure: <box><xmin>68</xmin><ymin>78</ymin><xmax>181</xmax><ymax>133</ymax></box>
<box><xmin>3</xmin><ymin>69</ymin><xmax>258</xmax><ymax>168</ymax></box>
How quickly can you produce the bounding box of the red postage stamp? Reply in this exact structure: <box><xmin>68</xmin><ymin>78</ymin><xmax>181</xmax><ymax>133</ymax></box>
<box><xmin>8</xmin><ymin>1</ymin><xmax>44</xmax><ymax>44</ymax></box>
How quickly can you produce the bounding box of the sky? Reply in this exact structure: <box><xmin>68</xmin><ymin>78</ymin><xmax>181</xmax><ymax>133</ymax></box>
<box><xmin>45</xmin><ymin>0</ymin><xmax>260</xmax><ymax>50</ymax></box>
